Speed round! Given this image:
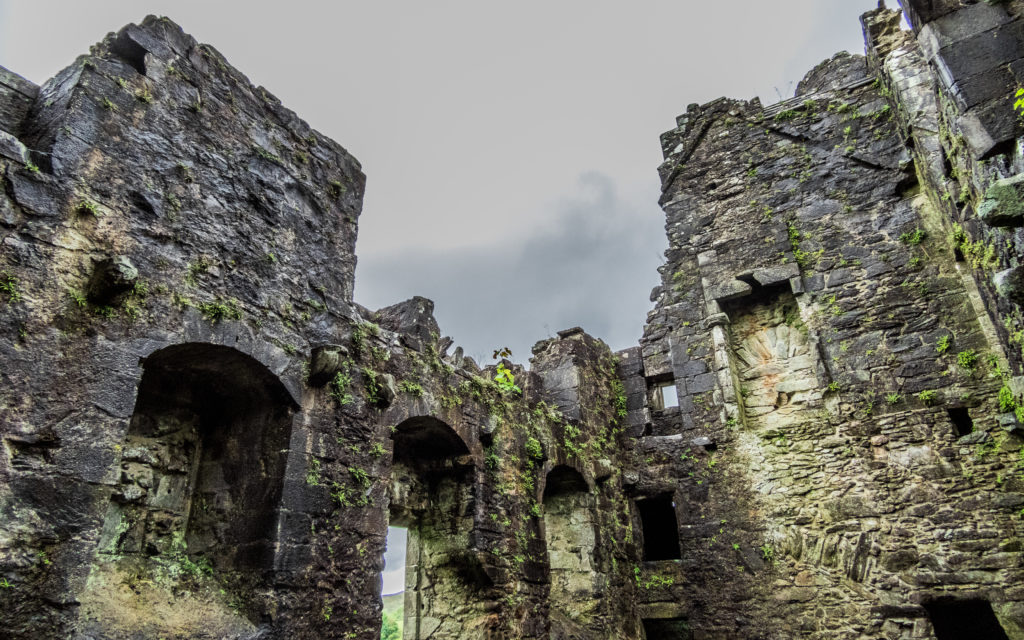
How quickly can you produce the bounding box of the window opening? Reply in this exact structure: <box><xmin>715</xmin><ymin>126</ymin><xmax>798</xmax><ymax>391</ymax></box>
<box><xmin>659</xmin><ymin>383</ymin><xmax>679</xmax><ymax>409</ymax></box>
<box><xmin>380</xmin><ymin>526</ymin><xmax>406</xmax><ymax>639</ymax></box>
<box><xmin>948</xmin><ymin>407</ymin><xmax>973</xmax><ymax>437</ymax></box>
<box><xmin>648</xmin><ymin>374</ymin><xmax>679</xmax><ymax>411</ymax></box>
<box><xmin>637</xmin><ymin>494</ymin><xmax>681</xmax><ymax>561</ymax></box>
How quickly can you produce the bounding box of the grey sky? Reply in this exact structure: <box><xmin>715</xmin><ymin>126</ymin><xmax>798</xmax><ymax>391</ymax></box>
<box><xmin>383</xmin><ymin>526</ymin><xmax>407</xmax><ymax>595</ymax></box>
<box><xmin>0</xmin><ymin>0</ymin><xmax>882</xmax><ymax>363</ymax></box>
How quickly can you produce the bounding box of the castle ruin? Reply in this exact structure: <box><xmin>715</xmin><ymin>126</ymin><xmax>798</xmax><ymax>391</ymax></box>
<box><xmin>3</xmin><ymin>1</ymin><xmax>1024</xmax><ymax>638</ymax></box>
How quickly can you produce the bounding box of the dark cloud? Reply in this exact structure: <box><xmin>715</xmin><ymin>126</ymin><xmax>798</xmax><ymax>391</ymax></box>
<box><xmin>355</xmin><ymin>172</ymin><xmax>666</xmax><ymax>364</ymax></box>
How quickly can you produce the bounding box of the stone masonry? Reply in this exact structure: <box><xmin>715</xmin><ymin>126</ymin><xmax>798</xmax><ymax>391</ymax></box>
<box><xmin>3</xmin><ymin>2</ymin><xmax>1024</xmax><ymax>639</ymax></box>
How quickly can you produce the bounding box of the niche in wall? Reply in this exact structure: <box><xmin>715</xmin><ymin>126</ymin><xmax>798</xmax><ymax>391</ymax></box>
<box><xmin>543</xmin><ymin>465</ymin><xmax>600</xmax><ymax>627</ymax></box>
<box><xmin>87</xmin><ymin>343</ymin><xmax>298</xmax><ymax>636</ymax></box>
<box><xmin>724</xmin><ymin>283</ymin><xmax>820</xmax><ymax>428</ymax></box>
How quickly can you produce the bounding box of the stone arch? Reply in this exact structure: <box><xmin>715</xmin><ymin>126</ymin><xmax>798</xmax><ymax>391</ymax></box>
<box><xmin>83</xmin><ymin>342</ymin><xmax>298</xmax><ymax>638</ymax></box>
<box><xmin>387</xmin><ymin>415</ymin><xmax>486</xmax><ymax>639</ymax></box>
<box><xmin>542</xmin><ymin>465</ymin><xmax>601</xmax><ymax>631</ymax></box>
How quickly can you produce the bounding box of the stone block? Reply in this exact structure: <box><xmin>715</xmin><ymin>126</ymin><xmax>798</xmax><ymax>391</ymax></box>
<box><xmin>87</xmin><ymin>256</ymin><xmax>138</xmax><ymax>303</ymax></box>
<box><xmin>0</xmin><ymin>65</ymin><xmax>38</xmax><ymax>136</ymax></box>
<box><xmin>0</xmin><ymin>130</ymin><xmax>29</xmax><ymax>164</ymax></box>
<box><xmin>933</xmin><ymin>21</ymin><xmax>1024</xmax><ymax>81</ymax></box>
<box><xmin>978</xmin><ymin>173</ymin><xmax>1024</xmax><ymax>226</ymax></box>
<box><xmin>917</xmin><ymin>2</ymin><xmax>1010</xmax><ymax>58</ymax></box>
<box><xmin>706</xmin><ymin>279</ymin><xmax>751</xmax><ymax>302</ymax></box>
<box><xmin>688</xmin><ymin>373</ymin><xmax>716</xmax><ymax>394</ymax></box>
<box><xmin>753</xmin><ymin>264</ymin><xmax>799</xmax><ymax>287</ymax></box>
<box><xmin>994</xmin><ymin>266</ymin><xmax>1024</xmax><ymax>304</ymax></box>
<box><xmin>308</xmin><ymin>344</ymin><xmax>350</xmax><ymax>386</ymax></box>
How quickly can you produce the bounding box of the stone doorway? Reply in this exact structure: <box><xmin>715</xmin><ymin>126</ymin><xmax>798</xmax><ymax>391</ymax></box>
<box><xmin>636</xmin><ymin>493</ymin><xmax>681</xmax><ymax>561</ymax></box>
<box><xmin>388</xmin><ymin>416</ymin><xmax>487</xmax><ymax>639</ymax></box>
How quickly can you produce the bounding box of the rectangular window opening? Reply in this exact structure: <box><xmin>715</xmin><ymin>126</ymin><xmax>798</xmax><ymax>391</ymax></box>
<box><xmin>647</xmin><ymin>374</ymin><xmax>678</xmax><ymax>411</ymax></box>
<box><xmin>380</xmin><ymin>526</ymin><xmax>407</xmax><ymax>637</ymax></box>
<box><xmin>637</xmin><ymin>494</ymin><xmax>681</xmax><ymax>561</ymax></box>
<box><xmin>948</xmin><ymin>407</ymin><xmax>973</xmax><ymax>437</ymax></box>
<box><xmin>659</xmin><ymin>383</ymin><xmax>679</xmax><ymax>409</ymax></box>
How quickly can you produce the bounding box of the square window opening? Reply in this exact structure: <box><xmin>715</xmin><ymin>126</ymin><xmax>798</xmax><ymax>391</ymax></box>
<box><xmin>647</xmin><ymin>374</ymin><xmax>678</xmax><ymax>411</ymax></box>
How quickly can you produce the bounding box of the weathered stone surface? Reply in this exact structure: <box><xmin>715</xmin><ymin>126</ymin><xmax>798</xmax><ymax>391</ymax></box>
<box><xmin>635</xmin><ymin>4</ymin><xmax>1024</xmax><ymax>636</ymax></box>
<box><xmin>0</xmin><ymin>130</ymin><xmax>29</xmax><ymax>163</ymax></box>
<box><xmin>979</xmin><ymin>173</ymin><xmax>1024</xmax><ymax>227</ymax></box>
<box><xmin>0</xmin><ymin>65</ymin><xmax>38</xmax><ymax>135</ymax></box>
<box><xmin>308</xmin><ymin>344</ymin><xmax>350</xmax><ymax>386</ymax></box>
<box><xmin>86</xmin><ymin>256</ymin><xmax>138</xmax><ymax>303</ymax></box>
<box><xmin>995</xmin><ymin>267</ymin><xmax>1024</xmax><ymax>305</ymax></box>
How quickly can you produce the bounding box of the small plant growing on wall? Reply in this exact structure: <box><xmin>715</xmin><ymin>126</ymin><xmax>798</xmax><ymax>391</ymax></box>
<box><xmin>492</xmin><ymin>347</ymin><xmax>521</xmax><ymax>394</ymax></box>
<box><xmin>957</xmin><ymin>349</ymin><xmax>978</xmax><ymax>372</ymax></box>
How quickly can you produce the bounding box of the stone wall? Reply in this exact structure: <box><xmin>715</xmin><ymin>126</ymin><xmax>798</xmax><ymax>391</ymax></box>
<box><xmin>2</xmin><ymin>3</ymin><xmax>1024</xmax><ymax>640</ymax></box>
<box><xmin>632</xmin><ymin>1</ymin><xmax>1024</xmax><ymax>637</ymax></box>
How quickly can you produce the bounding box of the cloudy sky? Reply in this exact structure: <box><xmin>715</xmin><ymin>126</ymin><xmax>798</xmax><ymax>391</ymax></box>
<box><xmin>1</xmin><ymin>1</ymin><xmax>880</xmax><ymax>363</ymax></box>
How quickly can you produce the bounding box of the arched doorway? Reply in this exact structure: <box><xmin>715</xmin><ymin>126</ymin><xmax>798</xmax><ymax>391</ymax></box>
<box><xmin>387</xmin><ymin>416</ymin><xmax>487</xmax><ymax>639</ymax></box>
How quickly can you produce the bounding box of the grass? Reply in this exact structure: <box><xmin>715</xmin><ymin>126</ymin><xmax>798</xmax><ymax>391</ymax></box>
<box><xmin>198</xmin><ymin>298</ymin><xmax>241</xmax><ymax>322</ymax></box>
<box><xmin>399</xmin><ymin>380</ymin><xmax>423</xmax><ymax>397</ymax></box>
<box><xmin>330</xmin><ymin>370</ymin><xmax>354</xmax><ymax>405</ymax></box>
<box><xmin>328</xmin><ymin>180</ymin><xmax>347</xmax><ymax>198</ymax></box>
<box><xmin>899</xmin><ymin>228</ymin><xmax>926</xmax><ymax>245</ymax></box>
<box><xmin>75</xmin><ymin>200</ymin><xmax>101</xmax><ymax>217</ymax></box>
<box><xmin>1</xmin><ymin>271</ymin><xmax>21</xmax><ymax>303</ymax></box>
<box><xmin>957</xmin><ymin>349</ymin><xmax>978</xmax><ymax>371</ymax></box>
